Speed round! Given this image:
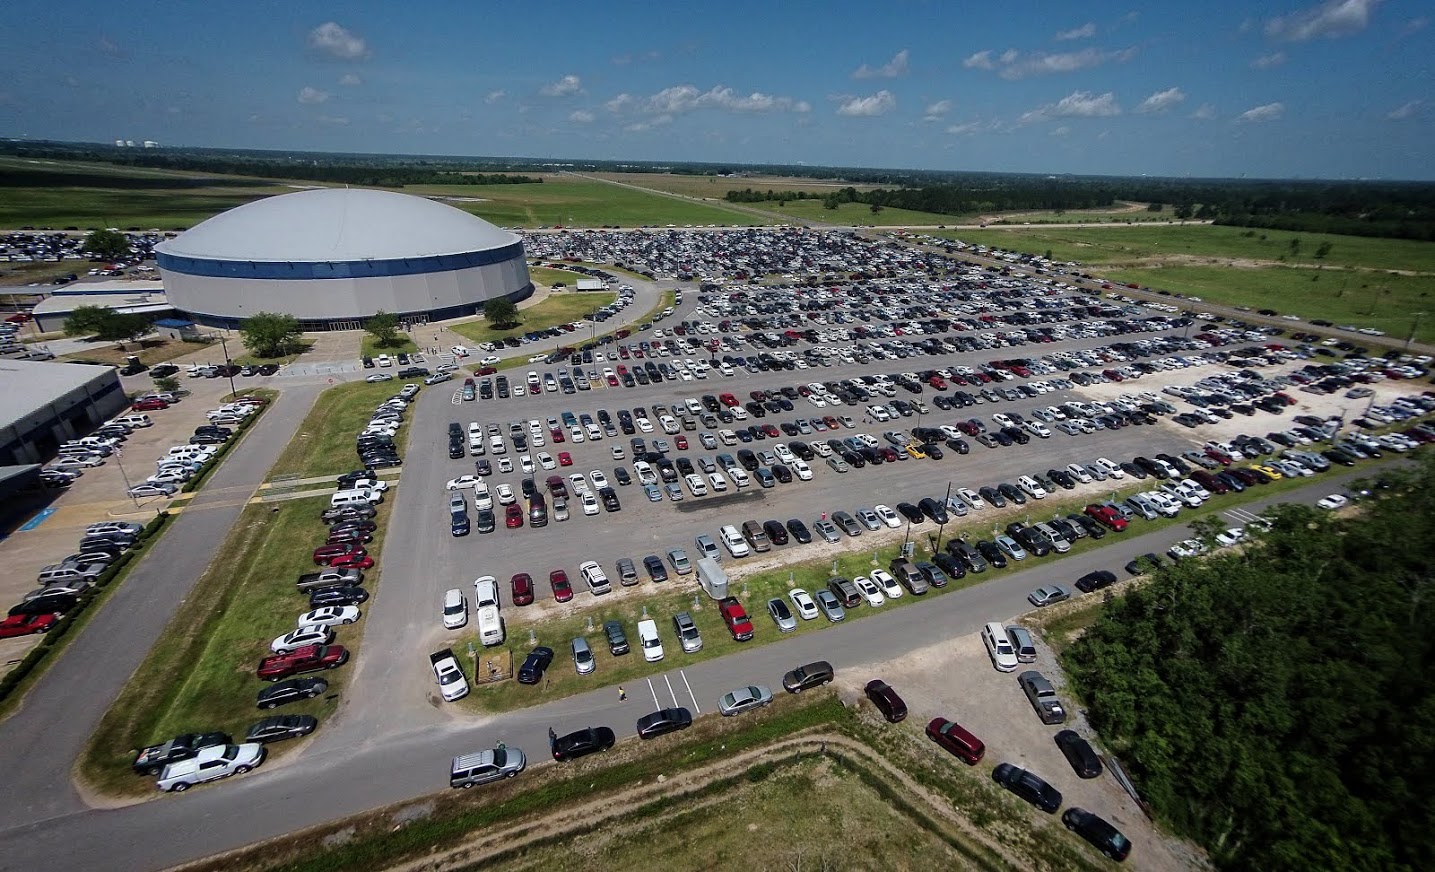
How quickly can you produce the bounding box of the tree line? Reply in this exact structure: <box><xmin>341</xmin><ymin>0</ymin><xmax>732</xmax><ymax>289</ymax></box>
<box><xmin>1063</xmin><ymin>456</ymin><xmax>1435</xmax><ymax>871</ymax></box>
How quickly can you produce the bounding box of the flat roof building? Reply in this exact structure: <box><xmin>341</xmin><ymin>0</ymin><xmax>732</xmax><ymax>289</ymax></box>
<box><xmin>0</xmin><ymin>360</ymin><xmax>129</xmax><ymax>465</ymax></box>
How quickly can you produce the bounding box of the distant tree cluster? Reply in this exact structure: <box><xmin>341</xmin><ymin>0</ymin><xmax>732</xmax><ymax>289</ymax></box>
<box><xmin>83</xmin><ymin>228</ymin><xmax>132</xmax><ymax>261</ymax></box>
<box><xmin>1065</xmin><ymin>457</ymin><xmax>1435</xmax><ymax>871</ymax></box>
<box><xmin>62</xmin><ymin>305</ymin><xmax>152</xmax><ymax>342</ymax></box>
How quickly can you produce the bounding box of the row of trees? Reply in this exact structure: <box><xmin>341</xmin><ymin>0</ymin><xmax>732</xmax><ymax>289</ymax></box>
<box><xmin>1064</xmin><ymin>457</ymin><xmax>1435</xmax><ymax>870</ymax></box>
<box><xmin>63</xmin><ymin>305</ymin><xmax>153</xmax><ymax>342</ymax></box>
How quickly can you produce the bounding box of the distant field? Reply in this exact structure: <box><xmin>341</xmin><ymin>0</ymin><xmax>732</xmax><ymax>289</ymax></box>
<box><xmin>760</xmin><ymin>198</ymin><xmax>957</xmax><ymax>226</ymax></box>
<box><xmin>406</xmin><ymin>175</ymin><xmax>762</xmax><ymax>228</ymax></box>
<box><xmin>590</xmin><ymin>171</ymin><xmax>886</xmax><ymax>199</ymax></box>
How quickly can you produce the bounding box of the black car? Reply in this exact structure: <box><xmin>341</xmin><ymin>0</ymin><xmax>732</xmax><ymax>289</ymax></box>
<box><xmin>244</xmin><ymin>714</ymin><xmax>318</xmax><ymax>744</ymax></box>
<box><xmin>1054</xmin><ymin>730</ymin><xmax>1104</xmax><ymax>779</ymax></box>
<box><xmin>308</xmin><ymin>586</ymin><xmax>369</xmax><ymax>608</ymax></box>
<box><xmin>643</xmin><ymin>555</ymin><xmax>669</xmax><ymax>583</ymax></box>
<box><xmin>475</xmin><ymin>509</ymin><xmax>496</xmax><ymax>534</ymax></box>
<box><xmin>997</xmin><ymin>482</ymin><xmax>1027</xmax><ymax>506</ymax></box>
<box><xmin>975</xmin><ymin>539</ymin><xmax>1008</xmax><ymax>569</ymax></box>
<box><xmin>763</xmin><ymin>519</ymin><xmax>790</xmax><ymax>546</ymax></box>
<box><xmin>1062</xmin><ymin>808</ymin><xmax>1132</xmax><ymax>862</ymax></box>
<box><xmin>933</xmin><ymin>552</ymin><xmax>967</xmax><ymax>581</ymax></box>
<box><xmin>782</xmin><ymin>660</ymin><xmax>834</xmax><ymax>693</ymax></box>
<box><xmin>613</xmin><ymin>467</ymin><xmax>632</xmax><ymax>486</ymax></box>
<box><xmin>636</xmin><ymin>707</ymin><xmax>693</xmax><ymax>739</ymax></box>
<box><xmin>1074</xmin><ymin>570</ymin><xmax>1117</xmax><ymax>593</ymax></box>
<box><xmin>9</xmin><ymin>593</ymin><xmax>80</xmax><ymax>616</ymax></box>
<box><xmin>599</xmin><ymin>487</ymin><xmax>621</xmax><ymax>512</ymax></box>
<box><xmin>895</xmin><ymin>502</ymin><xmax>925</xmax><ymax>524</ymax></box>
<box><xmin>786</xmin><ymin>518</ymin><xmax>813</xmax><ymax>544</ymax></box>
<box><xmin>1123</xmin><ymin>553</ymin><xmax>1165</xmax><ymax>575</ymax></box>
<box><xmin>917</xmin><ymin>498</ymin><xmax>948</xmax><ymax>524</ymax></box>
<box><xmin>517</xmin><ymin>646</ymin><xmax>555</xmax><ymax>684</ymax></box>
<box><xmin>992</xmin><ymin>763</ymin><xmax>1063</xmax><ymax>813</ymax></box>
<box><xmin>864</xmin><ymin>679</ymin><xmax>908</xmax><ymax>723</ymax></box>
<box><xmin>256</xmin><ymin>678</ymin><xmax>329</xmax><ymax>709</ymax></box>
<box><xmin>550</xmin><ymin>725</ymin><xmax>617</xmax><ymax>761</ymax></box>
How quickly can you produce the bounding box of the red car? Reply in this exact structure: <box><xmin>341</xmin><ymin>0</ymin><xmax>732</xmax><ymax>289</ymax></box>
<box><xmin>131</xmin><ymin>398</ymin><xmax>168</xmax><ymax>412</ymax></box>
<box><xmin>719</xmin><ymin>393</ymin><xmax>739</xmax><ymax>407</ymax></box>
<box><xmin>550</xmin><ymin>428</ymin><xmax>565</xmax><ymax>443</ymax></box>
<box><xmin>557</xmin><ymin>452</ymin><xmax>573</xmax><ymax>466</ymax></box>
<box><xmin>1205</xmin><ymin>447</ymin><xmax>1234</xmax><ymax>466</ymax></box>
<box><xmin>326</xmin><ymin>528</ymin><xmax>373</xmax><ymax>545</ymax></box>
<box><xmin>329</xmin><ymin>552</ymin><xmax>375</xmax><ymax>570</ymax></box>
<box><xmin>1083</xmin><ymin>504</ymin><xmax>1128</xmax><ymax>532</ymax></box>
<box><xmin>0</xmin><ymin>612</ymin><xmax>58</xmax><ymax>639</ymax></box>
<box><xmin>312</xmin><ymin>542</ymin><xmax>366</xmax><ymax>565</ymax></box>
<box><xmin>760</xmin><ymin>423</ymin><xmax>780</xmax><ymax>438</ymax></box>
<box><xmin>925</xmin><ymin>717</ymin><xmax>986</xmax><ymax>764</ymax></box>
<box><xmin>822</xmin><ymin>416</ymin><xmax>840</xmax><ymax>430</ymax></box>
<box><xmin>256</xmin><ymin>644</ymin><xmax>349</xmax><ymax>681</ymax></box>
<box><xmin>504</xmin><ymin>504</ymin><xmax>524</xmax><ymax>528</ymax></box>
<box><xmin>549</xmin><ymin>569</ymin><xmax>573</xmax><ymax>603</ymax></box>
<box><xmin>511</xmin><ymin>573</ymin><xmax>535</xmax><ymax>606</ymax></box>
<box><xmin>674</xmin><ymin>435</ymin><xmax>689</xmax><ymax>450</ymax></box>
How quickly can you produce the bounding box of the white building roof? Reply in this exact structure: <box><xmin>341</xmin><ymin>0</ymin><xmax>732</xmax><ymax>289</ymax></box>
<box><xmin>0</xmin><ymin>360</ymin><xmax>118</xmax><ymax>430</ymax></box>
<box><xmin>155</xmin><ymin>188</ymin><xmax>519</xmax><ymax>263</ymax></box>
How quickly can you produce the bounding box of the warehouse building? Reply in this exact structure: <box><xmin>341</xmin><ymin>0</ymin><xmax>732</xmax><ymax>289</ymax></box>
<box><xmin>155</xmin><ymin>188</ymin><xmax>532</xmax><ymax>330</ymax></box>
<box><xmin>0</xmin><ymin>360</ymin><xmax>129</xmax><ymax>466</ymax></box>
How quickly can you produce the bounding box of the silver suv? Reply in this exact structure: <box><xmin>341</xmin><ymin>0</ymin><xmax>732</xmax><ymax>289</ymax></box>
<box><xmin>672</xmin><ymin>612</ymin><xmax>703</xmax><ymax>653</ymax></box>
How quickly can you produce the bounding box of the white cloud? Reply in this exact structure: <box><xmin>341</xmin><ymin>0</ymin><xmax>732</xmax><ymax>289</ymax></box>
<box><xmin>923</xmin><ymin>99</ymin><xmax>953</xmax><ymax>121</ymax></box>
<box><xmin>297</xmin><ymin>86</ymin><xmax>330</xmax><ymax>105</ymax></box>
<box><xmin>836</xmin><ymin>90</ymin><xmax>896</xmax><ymax>117</ymax></box>
<box><xmin>339</xmin><ymin>73</ymin><xmax>362</xmax><ymax>86</ymax></box>
<box><xmin>1055</xmin><ymin>23</ymin><xmax>1096</xmax><ymax>41</ymax></box>
<box><xmin>1266</xmin><ymin>0</ymin><xmax>1381</xmax><ymax>42</ymax></box>
<box><xmin>569</xmin><ymin>109</ymin><xmax>595</xmax><ymax>123</ymax></box>
<box><xmin>945</xmin><ymin>119</ymin><xmax>996</xmax><ymax>135</ymax></box>
<box><xmin>1250</xmin><ymin>51</ymin><xmax>1287</xmax><ymax>69</ymax></box>
<box><xmin>1387</xmin><ymin>100</ymin><xmax>1424</xmax><ymax>120</ymax></box>
<box><xmin>539</xmin><ymin>75</ymin><xmax>584</xmax><ymax>97</ymax></box>
<box><xmin>485</xmin><ymin>90</ymin><xmax>506</xmax><ymax>104</ymax></box>
<box><xmin>624</xmin><ymin>114</ymin><xmax>673</xmax><ymax>133</ymax></box>
<box><xmin>316</xmin><ymin>114</ymin><xmax>349</xmax><ymax>126</ymax></box>
<box><xmin>1051</xmin><ymin>125</ymin><xmax>1071</xmax><ymax>136</ymax></box>
<box><xmin>1238</xmin><ymin>102</ymin><xmax>1285</xmax><ymax>123</ymax></box>
<box><xmin>1191</xmin><ymin>103</ymin><xmax>1217</xmax><ymax>120</ymax></box>
<box><xmin>853</xmin><ymin>49</ymin><xmax>910</xmax><ymax>79</ymax></box>
<box><xmin>308</xmin><ymin>22</ymin><xmax>369</xmax><ymax>61</ymax></box>
<box><xmin>1135</xmin><ymin>87</ymin><xmax>1187</xmax><ymax>114</ymax></box>
<box><xmin>968</xmin><ymin>46</ymin><xmax>1136</xmax><ymax>80</ymax></box>
<box><xmin>1400</xmin><ymin>16</ymin><xmax>1429</xmax><ymax>37</ymax></box>
<box><xmin>962</xmin><ymin>50</ymin><xmax>995</xmax><ymax>70</ymax></box>
<box><xmin>1020</xmin><ymin>90</ymin><xmax>1121</xmax><ymax>124</ymax></box>
<box><xmin>606</xmin><ymin>85</ymin><xmax>809</xmax><ymax>115</ymax></box>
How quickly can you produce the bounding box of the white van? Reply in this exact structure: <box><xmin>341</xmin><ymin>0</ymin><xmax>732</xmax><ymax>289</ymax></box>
<box><xmin>330</xmin><ymin>489</ymin><xmax>379</xmax><ymax>509</ymax></box>
<box><xmin>718</xmin><ymin>525</ymin><xmax>751</xmax><ymax>558</ymax></box>
<box><xmin>637</xmin><ymin>619</ymin><xmax>664</xmax><ymax>662</ymax></box>
<box><xmin>477</xmin><ymin>604</ymin><xmax>505</xmax><ymax>646</ymax></box>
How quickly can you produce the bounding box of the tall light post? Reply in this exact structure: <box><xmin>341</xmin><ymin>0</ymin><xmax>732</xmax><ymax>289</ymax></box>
<box><xmin>932</xmin><ymin>481</ymin><xmax>953</xmax><ymax>555</ymax></box>
<box><xmin>217</xmin><ymin>335</ymin><xmax>239</xmax><ymax>399</ymax></box>
<box><xmin>1406</xmin><ymin>311</ymin><xmax>1426</xmax><ymax>352</ymax></box>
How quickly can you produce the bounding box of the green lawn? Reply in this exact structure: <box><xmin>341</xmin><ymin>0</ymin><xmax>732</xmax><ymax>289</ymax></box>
<box><xmin>80</xmin><ymin>495</ymin><xmax>389</xmax><ymax>796</ymax></box>
<box><xmin>359</xmin><ymin>334</ymin><xmax>418</xmax><ymax>358</ymax></box>
<box><xmin>528</xmin><ymin>265</ymin><xmax>588</xmax><ymax>288</ymax></box>
<box><xmin>761</xmin><ymin>199</ymin><xmax>956</xmax><ymax>226</ymax></box>
<box><xmin>269</xmin><ymin>380</ymin><xmax>416</xmax><ymax>479</ymax></box>
<box><xmin>449</xmin><ymin>291</ymin><xmax>617</xmax><ymax>347</ymax></box>
<box><xmin>406</xmin><ymin>176</ymin><xmax>764</xmax><ymax>228</ymax></box>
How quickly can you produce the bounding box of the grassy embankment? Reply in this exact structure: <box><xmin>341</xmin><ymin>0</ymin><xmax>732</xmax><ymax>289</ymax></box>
<box><xmin>269</xmin><ymin>380</ymin><xmax>416</xmax><ymax>480</ymax></box>
<box><xmin>449</xmin><ymin>292</ymin><xmax>618</xmax><ymax>348</ymax></box>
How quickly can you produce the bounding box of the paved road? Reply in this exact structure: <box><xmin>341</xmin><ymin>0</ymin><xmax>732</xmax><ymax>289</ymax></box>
<box><xmin>0</xmin><ymin>383</ymin><xmax>322</xmax><ymax>828</ymax></box>
<box><xmin>0</xmin><ymin>471</ymin><xmax>1364</xmax><ymax>871</ymax></box>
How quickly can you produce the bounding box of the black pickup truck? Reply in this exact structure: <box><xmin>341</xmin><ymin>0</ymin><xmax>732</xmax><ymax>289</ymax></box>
<box><xmin>132</xmin><ymin>732</ymin><xmax>231</xmax><ymax>776</ymax></box>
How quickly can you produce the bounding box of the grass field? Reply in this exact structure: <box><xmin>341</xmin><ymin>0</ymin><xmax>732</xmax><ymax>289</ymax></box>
<box><xmin>269</xmin><ymin>380</ymin><xmax>414</xmax><ymax>479</ymax></box>
<box><xmin>588</xmin><ymin>172</ymin><xmax>888</xmax><ymax>199</ymax></box>
<box><xmin>527</xmin><ymin>265</ymin><xmax>588</xmax><ymax>288</ymax></box>
<box><xmin>449</xmin><ymin>291</ymin><xmax>617</xmax><ymax>347</ymax></box>
<box><xmin>406</xmin><ymin>176</ymin><xmax>763</xmax><ymax>228</ymax></box>
<box><xmin>60</xmin><ymin>337</ymin><xmax>213</xmax><ymax>368</ymax></box>
<box><xmin>359</xmin><ymin>334</ymin><xmax>419</xmax><ymax>358</ymax></box>
<box><xmin>80</xmin><ymin>495</ymin><xmax>383</xmax><ymax>796</ymax></box>
<box><xmin>758</xmin><ymin>198</ymin><xmax>956</xmax><ymax>226</ymax></box>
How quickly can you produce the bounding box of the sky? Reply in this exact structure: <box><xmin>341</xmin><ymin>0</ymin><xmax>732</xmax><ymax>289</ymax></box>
<box><xmin>0</xmin><ymin>0</ymin><xmax>1431</xmax><ymax>179</ymax></box>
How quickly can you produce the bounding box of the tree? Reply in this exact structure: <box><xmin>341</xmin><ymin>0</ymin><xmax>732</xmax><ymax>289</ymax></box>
<box><xmin>96</xmin><ymin>312</ymin><xmax>153</xmax><ymax>342</ymax></box>
<box><xmin>484</xmin><ymin>298</ymin><xmax>521</xmax><ymax>330</ymax></box>
<box><xmin>1314</xmin><ymin>241</ymin><xmax>1333</xmax><ymax>260</ymax></box>
<box><xmin>62</xmin><ymin>305</ymin><xmax>112</xmax><ymax>337</ymax></box>
<box><xmin>83</xmin><ymin>229</ymin><xmax>130</xmax><ymax>262</ymax></box>
<box><xmin>1147</xmin><ymin>202</ymin><xmax>1164</xmax><ymax>212</ymax></box>
<box><xmin>869</xmin><ymin>203</ymin><xmax>883</xmax><ymax>215</ymax></box>
<box><xmin>239</xmin><ymin>312</ymin><xmax>302</xmax><ymax>358</ymax></box>
<box><xmin>365</xmin><ymin>311</ymin><xmax>402</xmax><ymax>348</ymax></box>
<box><xmin>153</xmin><ymin>376</ymin><xmax>180</xmax><ymax>393</ymax></box>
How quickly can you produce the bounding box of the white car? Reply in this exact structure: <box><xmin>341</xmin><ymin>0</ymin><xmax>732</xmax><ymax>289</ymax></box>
<box><xmin>442</xmin><ymin>588</ymin><xmax>468</xmax><ymax>630</ymax></box>
<box><xmin>146</xmin><ymin>470</ymin><xmax>191</xmax><ymax>486</ymax></box>
<box><xmin>431</xmin><ymin>650</ymin><xmax>470</xmax><ymax>702</ymax></box>
<box><xmin>1017</xmin><ymin>476</ymin><xmax>1047</xmax><ymax>499</ymax></box>
<box><xmin>446</xmin><ymin>475</ymin><xmax>480</xmax><ymax>490</ymax></box>
<box><xmin>271</xmin><ymin>625</ymin><xmax>334</xmax><ymax>654</ymax></box>
<box><xmin>983</xmin><ymin>623</ymin><xmax>1020</xmax><ymax>673</ymax></box>
<box><xmin>495</xmin><ymin>483</ymin><xmax>516</xmax><ymax>505</ymax></box>
<box><xmin>852</xmin><ymin>575</ymin><xmax>885</xmax><ymax>607</ymax></box>
<box><xmin>127</xmin><ymin>483</ymin><xmax>177</xmax><ymax>498</ymax></box>
<box><xmin>957</xmin><ymin>487</ymin><xmax>986</xmax><ymax>510</ymax></box>
<box><xmin>297</xmin><ymin>606</ymin><xmax>361</xmax><ymax>627</ymax></box>
<box><xmin>479</xmin><ymin>355</ymin><xmax>501</xmax><ymax>366</ymax></box>
<box><xmin>1316</xmin><ymin>494</ymin><xmax>1349</xmax><ymax>510</ymax></box>
<box><xmin>518</xmin><ymin>455</ymin><xmax>535</xmax><ymax>474</ymax></box>
<box><xmin>581</xmin><ymin>492</ymin><xmax>599</xmax><ymax>515</ymax></box>
<box><xmin>450</xmin><ymin>345</ymin><xmax>470</xmax><ymax>357</ymax></box>
<box><xmin>791</xmin><ymin>458</ymin><xmax>813</xmax><ymax>481</ymax></box>
<box><xmin>375</xmin><ymin>354</ymin><xmax>392</xmax><ymax>367</ymax></box>
<box><xmin>1094</xmin><ymin>457</ymin><xmax>1126</xmax><ymax>479</ymax></box>
<box><xmin>635</xmin><ymin>416</ymin><xmax>654</xmax><ymax>433</ymax></box>
<box><xmin>157</xmin><ymin>743</ymin><xmax>266</xmax><ymax>792</ymax></box>
<box><xmin>589</xmin><ymin>470</ymin><xmax>610</xmax><ymax>490</ymax></box>
<box><xmin>536</xmin><ymin>452</ymin><xmax>557</xmax><ymax>470</ymax></box>
<box><xmin>870</xmin><ymin>568</ymin><xmax>903</xmax><ymax>599</ymax></box>
<box><xmin>788</xmin><ymin>588</ymin><xmax>820</xmax><ymax>621</ymax></box>
<box><xmin>473</xmin><ymin>482</ymin><xmax>494</xmax><ymax>511</ymax></box>
<box><xmin>1215</xmin><ymin>528</ymin><xmax>1246</xmax><ymax>547</ymax></box>
<box><xmin>49</xmin><ymin>456</ymin><xmax>105</xmax><ymax>470</ymax></box>
<box><xmin>873</xmin><ymin>504</ymin><xmax>902</xmax><ymax>529</ymax></box>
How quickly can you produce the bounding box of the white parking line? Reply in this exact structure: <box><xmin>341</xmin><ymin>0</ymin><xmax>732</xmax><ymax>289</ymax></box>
<box><xmin>679</xmin><ymin>669</ymin><xmax>701</xmax><ymax>714</ymax></box>
<box><xmin>645</xmin><ymin>677</ymin><xmax>661</xmax><ymax>708</ymax></box>
<box><xmin>663</xmin><ymin>673</ymin><xmax>680</xmax><ymax>708</ymax></box>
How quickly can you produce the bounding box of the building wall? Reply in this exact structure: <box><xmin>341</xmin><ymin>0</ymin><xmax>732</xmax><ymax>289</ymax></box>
<box><xmin>0</xmin><ymin>370</ymin><xmax>129</xmax><ymax>465</ymax></box>
<box><xmin>159</xmin><ymin>253</ymin><xmax>531</xmax><ymax>328</ymax></box>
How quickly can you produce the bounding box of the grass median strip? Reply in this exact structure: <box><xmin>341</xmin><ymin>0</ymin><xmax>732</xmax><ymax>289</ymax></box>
<box><xmin>449</xmin><ymin>291</ymin><xmax>617</xmax><ymax>347</ymax></box>
<box><xmin>79</xmin><ymin>495</ymin><xmax>391</xmax><ymax>798</ymax></box>
<box><xmin>269</xmin><ymin>381</ymin><xmax>414</xmax><ymax>480</ymax></box>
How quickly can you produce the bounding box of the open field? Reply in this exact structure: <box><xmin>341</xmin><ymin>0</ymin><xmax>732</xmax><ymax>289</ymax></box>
<box><xmin>758</xmin><ymin>198</ymin><xmax>956</xmax><ymax>226</ymax></box>
<box><xmin>79</xmin><ymin>495</ymin><xmax>383</xmax><ymax>797</ymax></box>
<box><xmin>269</xmin><ymin>380</ymin><xmax>414</xmax><ymax>479</ymax></box>
<box><xmin>406</xmin><ymin>176</ymin><xmax>763</xmax><ymax>228</ymax></box>
<box><xmin>0</xmin><ymin>157</ymin><xmax>281</xmax><ymax>230</ymax></box>
<box><xmin>526</xmin><ymin>266</ymin><xmax>589</xmax><ymax>289</ymax></box>
<box><xmin>449</xmin><ymin>291</ymin><xmax>617</xmax><ymax>347</ymax></box>
<box><xmin>61</xmin><ymin>337</ymin><xmax>214</xmax><ymax>368</ymax></box>
<box><xmin>588</xmin><ymin>172</ymin><xmax>889</xmax><ymax>199</ymax></box>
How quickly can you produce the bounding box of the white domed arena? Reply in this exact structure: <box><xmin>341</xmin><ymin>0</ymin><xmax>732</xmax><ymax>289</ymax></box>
<box><xmin>155</xmin><ymin>188</ymin><xmax>531</xmax><ymax>330</ymax></box>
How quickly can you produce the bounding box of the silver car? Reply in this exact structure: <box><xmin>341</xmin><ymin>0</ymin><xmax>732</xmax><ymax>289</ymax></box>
<box><xmin>672</xmin><ymin>612</ymin><xmax>703</xmax><ymax>653</ymax></box>
<box><xmin>695</xmin><ymin>534</ymin><xmax>721</xmax><ymax>560</ymax></box>
<box><xmin>718</xmin><ymin>684</ymin><xmax>773</xmax><ymax>717</ymax></box>
<box><xmin>572</xmin><ymin>637</ymin><xmax>596</xmax><ymax>674</ymax></box>
<box><xmin>1027</xmin><ymin>585</ymin><xmax>1071</xmax><ymax>608</ymax></box>
<box><xmin>767</xmin><ymin>597</ymin><xmax>798</xmax><ymax>632</ymax></box>
<box><xmin>814</xmin><ymin>588</ymin><xmax>846</xmax><ymax>622</ymax></box>
<box><xmin>813</xmin><ymin>519</ymin><xmax>841</xmax><ymax>543</ymax></box>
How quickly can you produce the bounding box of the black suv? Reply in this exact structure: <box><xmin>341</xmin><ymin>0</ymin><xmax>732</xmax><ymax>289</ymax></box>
<box><xmin>992</xmin><ymin>763</ymin><xmax>1062</xmax><ymax>813</ymax></box>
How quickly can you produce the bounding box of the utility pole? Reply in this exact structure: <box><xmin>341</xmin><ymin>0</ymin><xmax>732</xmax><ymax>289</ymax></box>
<box><xmin>932</xmin><ymin>481</ymin><xmax>953</xmax><ymax>554</ymax></box>
<box><xmin>218</xmin><ymin>335</ymin><xmax>239</xmax><ymax>399</ymax></box>
<box><xmin>1406</xmin><ymin>311</ymin><xmax>1426</xmax><ymax>352</ymax></box>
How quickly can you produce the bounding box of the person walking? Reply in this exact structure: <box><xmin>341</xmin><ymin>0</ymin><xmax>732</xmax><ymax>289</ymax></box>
<box><xmin>618</xmin><ymin>686</ymin><xmax>627</xmax><ymax>701</ymax></box>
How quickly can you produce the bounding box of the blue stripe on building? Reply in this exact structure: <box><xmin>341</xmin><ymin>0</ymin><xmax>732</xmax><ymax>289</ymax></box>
<box><xmin>156</xmin><ymin>240</ymin><xmax>525</xmax><ymax>280</ymax></box>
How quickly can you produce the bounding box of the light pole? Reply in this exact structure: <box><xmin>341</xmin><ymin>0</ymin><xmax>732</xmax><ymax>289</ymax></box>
<box><xmin>1406</xmin><ymin>311</ymin><xmax>1426</xmax><ymax>352</ymax></box>
<box><xmin>932</xmin><ymin>481</ymin><xmax>953</xmax><ymax>554</ymax></box>
<box><xmin>218</xmin><ymin>335</ymin><xmax>238</xmax><ymax>399</ymax></box>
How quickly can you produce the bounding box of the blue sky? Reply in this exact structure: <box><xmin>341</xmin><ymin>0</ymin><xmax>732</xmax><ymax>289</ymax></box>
<box><xmin>1</xmin><ymin>0</ymin><xmax>1431</xmax><ymax>179</ymax></box>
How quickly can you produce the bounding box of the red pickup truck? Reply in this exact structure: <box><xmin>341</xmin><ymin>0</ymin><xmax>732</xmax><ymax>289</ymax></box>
<box><xmin>257</xmin><ymin>644</ymin><xmax>349</xmax><ymax>681</ymax></box>
<box><xmin>718</xmin><ymin>597</ymin><xmax>755</xmax><ymax>642</ymax></box>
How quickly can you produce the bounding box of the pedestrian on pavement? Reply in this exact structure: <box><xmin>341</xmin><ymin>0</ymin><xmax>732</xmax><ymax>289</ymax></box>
<box><xmin>618</xmin><ymin>686</ymin><xmax>627</xmax><ymax>701</ymax></box>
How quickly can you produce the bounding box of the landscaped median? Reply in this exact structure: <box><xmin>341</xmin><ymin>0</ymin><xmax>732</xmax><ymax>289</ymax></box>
<box><xmin>449</xmin><ymin>290</ymin><xmax>618</xmax><ymax>348</ymax></box>
<box><xmin>269</xmin><ymin>380</ymin><xmax>416</xmax><ymax>480</ymax></box>
<box><xmin>456</xmin><ymin>452</ymin><xmax>1380</xmax><ymax>715</ymax></box>
<box><xmin>0</xmin><ymin>511</ymin><xmax>171</xmax><ymax>716</ymax></box>
<box><xmin>79</xmin><ymin>494</ymin><xmax>393</xmax><ymax>798</ymax></box>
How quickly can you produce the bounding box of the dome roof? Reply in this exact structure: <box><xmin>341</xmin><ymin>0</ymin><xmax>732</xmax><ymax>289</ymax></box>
<box><xmin>156</xmin><ymin>188</ymin><xmax>517</xmax><ymax>263</ymax></box>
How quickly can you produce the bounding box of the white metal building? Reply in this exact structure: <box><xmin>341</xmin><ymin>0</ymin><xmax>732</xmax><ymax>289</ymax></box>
<box><xmin>155</xmin><ymin>188</ymin><xmax>532</xmax><ymax>330</ymax></box>
<box><xmin>0</xmin><ymin>360</ymin><xmax>129</xmax><ymax>465</ymax></box>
